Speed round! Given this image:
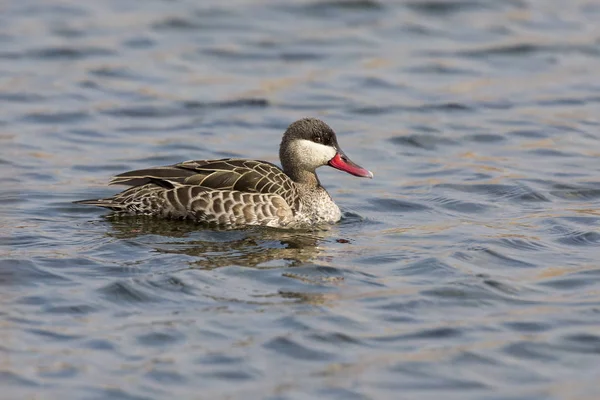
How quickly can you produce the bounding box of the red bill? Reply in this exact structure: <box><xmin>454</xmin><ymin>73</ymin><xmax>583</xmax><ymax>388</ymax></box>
<box><xmin>328</xmin><ymin>152</ymin><xmax>373</xmax><ymax>179</ymax></box>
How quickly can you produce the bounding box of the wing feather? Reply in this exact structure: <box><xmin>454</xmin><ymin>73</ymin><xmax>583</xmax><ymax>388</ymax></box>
<box><xmin>108</xmin><ymin>158</ymin><xmax>299</xmax><ymax>211</ymax></box>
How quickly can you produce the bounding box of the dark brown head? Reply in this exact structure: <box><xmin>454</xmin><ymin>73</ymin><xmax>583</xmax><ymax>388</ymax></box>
<box><xmin>279</xmin><ymin>118</ymin><xmax>373</xmax><ymax>182</ymax></box>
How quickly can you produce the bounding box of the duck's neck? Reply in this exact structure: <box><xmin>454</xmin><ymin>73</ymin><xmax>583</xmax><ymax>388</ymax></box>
<box><xmin>283</xmin><ymin>166</ymin><xmax>321</xmax><ymax>188</ymax></box>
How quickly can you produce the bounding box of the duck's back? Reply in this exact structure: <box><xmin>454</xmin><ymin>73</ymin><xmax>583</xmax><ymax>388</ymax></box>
<box><xmin>112</xmin><ymin>158</ymin><xmax>299</xmax><ymax>207</ymax></box>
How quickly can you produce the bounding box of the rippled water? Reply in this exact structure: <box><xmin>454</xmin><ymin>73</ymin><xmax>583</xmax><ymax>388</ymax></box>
<box><xmin>2</xmin><ymin>0</ymin><xmax>600</xmax><ymax>398</ymax></box>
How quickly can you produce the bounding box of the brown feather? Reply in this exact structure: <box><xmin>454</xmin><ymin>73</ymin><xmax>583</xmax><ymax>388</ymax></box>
<box><xmin>108</xmin><ymin>158</ymin><xmax>300</xmax><ymax>213</ymax></box>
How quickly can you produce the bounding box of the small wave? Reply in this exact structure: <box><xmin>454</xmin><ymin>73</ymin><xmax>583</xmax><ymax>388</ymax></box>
<box><xmin>0</xmin><ymin>371</ymin><xmax>40</xmax><ymax>388</ymax></box>
<box><xmin>550</xmin><ymin>184</ymin><xmax>600</xmax><ymax>200</ymax></box>
<box><xmin>153</xmin><ymin>17</ymin><xmax>206</xmax><ymax>31</ymax></box>
<box><xmin>22</xmin><ymin>111</ymin><xmax>90</xmax><ymax>124</ymax></box>
<box><xmin>454</xmin><ymin>246</ymin><xmax>536</xmax><ymax>268</ymax></box>
<box><xmin>438</xmin><ymin>183</ymin><xmax>550</xmax><ymax>203</ymax></box>
<box><xmin>463</xmin><ymin>133</ymin><xmax>506</xmax><ymax>143</ymax></box>
<box><xmin>395</xmin><ymin>257</ymin><xmax>457</xmax><ymax>278</ymax></box>
<box><xmin>0</xmin><ymin>259</ymin><xmax>70</xmax><ymax>287</ymax></box>
<box><xmin>182</xmin><ymin>98</ymin><xmax>269</xmax><ymax>109</ymax></box>
<box><xmin>496</xmin><ymin>237</ymin><xmax>547</xmax><ymax>251</ymax></box>
<box><xmin>405</xmin><ymin>0</ymin><xmax>522</xmax><ymax>15</ymax></box>
<box><xmin>389</xmin><ymin>134</ymin><xmax>458</xmax><ymax>150</ymax></box>
<box><xmin>17</xmin><ymin>47</ymin><xmax>116</xmax><ymax>60</ymax></box>
<box><xmin>428</xmin><ymin>195</ymin><xmax>490</xmax><ymax>213</ymax></box>
<box><xmin>555</xmin><ymin>230</ymin><xmax>600</xmax><ymax>247</ymax></box>
<box><xmin>145</xmin><ymin>368</ymin><xmax>188</xmax><ymax>385</ymax></box>
<box><xmin>98</xmin><ymin>280</ymin><xmax>161</xmax><ymax>304</ymax></box>
<box><xmin>369</xmin><ymin>197</ymin><xmax>432</xmax><ymax>212</ymax></box>
<box><xmin>137</xmin><ymin>330</ymin><xmax>185</xmax><ymax>347</ymax></box>
<box><xmin>298</xmin><ymin>0</ymin><xmax>384</xmax><ymax>15</ymax></box>
<box><xmin>264</xmin><ymin>335</ymin><xmax>337</xmax><ymax>361</ymax></box>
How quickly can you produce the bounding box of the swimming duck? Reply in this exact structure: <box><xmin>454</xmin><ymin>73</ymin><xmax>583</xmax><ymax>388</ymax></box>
<box><xmin>75</xmin><ymin>118</ymin><xmax>373</xmax><ymax>228</ymax></box>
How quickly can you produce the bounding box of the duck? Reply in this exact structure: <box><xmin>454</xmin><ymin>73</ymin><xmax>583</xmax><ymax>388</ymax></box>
<box><xmin>75</xmin><ymin>118</ymin><xmax>373</xmax><ymax>228</ymax></box>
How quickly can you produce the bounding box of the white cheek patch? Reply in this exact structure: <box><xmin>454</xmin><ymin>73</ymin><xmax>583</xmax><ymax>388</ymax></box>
<box><xmin>289</xmin><ymin>139</ymin><xmax>337</xmax><ymax>169</ymax></box>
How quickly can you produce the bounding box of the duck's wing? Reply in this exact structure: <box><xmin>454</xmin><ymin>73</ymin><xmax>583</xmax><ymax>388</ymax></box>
<box><xmin>109</xmin><ymin>158</ymin><xmax>300</xmax><ymax>210</ymax></box>
<box><xmin>77</xmin><ymin>179</ymin><xmax>294</xmax><ymax>227</ymax></box>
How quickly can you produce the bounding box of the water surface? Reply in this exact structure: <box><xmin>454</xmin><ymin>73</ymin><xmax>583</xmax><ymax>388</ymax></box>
<box><xmin>2</xmin><ymin>0</ymin><xmax>600</xmax><ymax>398</ymax></box>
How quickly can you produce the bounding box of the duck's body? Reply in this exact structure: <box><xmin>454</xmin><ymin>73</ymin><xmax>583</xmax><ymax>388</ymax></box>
<box><xmin>76</xmin><ymin>118</ymin><xmax>372</xmax><ymax>228</ymax></box>
<box><xmin>86</xmin><ymin>158</ymin><xmax>341</xmax><ymax>227</ymax></box>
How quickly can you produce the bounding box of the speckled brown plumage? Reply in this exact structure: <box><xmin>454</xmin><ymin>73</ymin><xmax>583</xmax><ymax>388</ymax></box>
<box><xmin>109</xmin><ymin>158</ymin><xmax>301</xmax><ymax>210</ymax></box>
<box><xmin>78</xmin><ymin>159</ymin><xmax>298</xmax><ymax>227</ymax></box>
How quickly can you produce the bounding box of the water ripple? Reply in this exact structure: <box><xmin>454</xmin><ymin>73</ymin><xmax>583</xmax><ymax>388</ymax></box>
<box><xmin>369</xmin><ymin>197</ymin><xmax>431</xmax><ymax>212</ymax></box>
<box><xmin>0</xmin><ymin>47</ymin><xmax>116</xmax><ymax>60</ymax></box>
<box><xmin>389</xmin><ymin>134</ymin><xmax>458</xmax><ymax>150</ymax></box>
<box><xmin>555</xmin><ymin>230</ymin><xmax>600</xmax><ymax>247</ymax></box>
<box><xmin>264</xmin><ymin>336</ymin><xmax>337</xmax><ymax>361</ymax></box>
<box><xmin>406</xmin><ymin>0</ymin><xmax>523</xmax><ymax>15</ymax></box>
<box><xmin>0</xmin><ymin>259</ymin><xmax>70</xmax><ymax>286</ymax></box>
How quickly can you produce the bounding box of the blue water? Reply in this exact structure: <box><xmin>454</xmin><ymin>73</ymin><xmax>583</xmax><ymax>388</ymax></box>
<box><xmin>2</xmin><ymin>0</ymin><xmax>600</xmax><ymax>398</ymax></box>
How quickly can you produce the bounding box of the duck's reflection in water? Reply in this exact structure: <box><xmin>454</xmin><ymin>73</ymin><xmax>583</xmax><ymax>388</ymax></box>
<box><xmin>104</xmin><ymin>215</ymin><xmax>338</xmax><ymax>271</ymax></box>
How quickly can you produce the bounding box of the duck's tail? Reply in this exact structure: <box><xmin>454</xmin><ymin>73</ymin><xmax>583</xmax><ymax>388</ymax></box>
<box><xmin>73</xmin><ymin>198</ymin><xmax>126</xmax><ymax>211</ymax></box>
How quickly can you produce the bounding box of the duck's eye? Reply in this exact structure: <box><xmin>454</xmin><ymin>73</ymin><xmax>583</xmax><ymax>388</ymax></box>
<box><xmin>314</xmin><ymin>136</ymin><xmax>322</xmax><ymax>144</ymax></box>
